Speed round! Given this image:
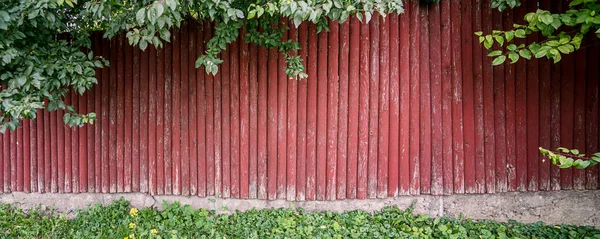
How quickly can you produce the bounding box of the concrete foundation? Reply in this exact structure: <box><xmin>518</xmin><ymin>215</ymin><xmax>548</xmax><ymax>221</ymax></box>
<box><xmin>1</xmin><ymin>190</ymin><xmax>598</xmax><ymax>227</ymax></box>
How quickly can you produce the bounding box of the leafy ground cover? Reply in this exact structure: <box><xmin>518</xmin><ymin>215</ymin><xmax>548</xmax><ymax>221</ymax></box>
<box><xmin>0</xmin><ymin>199</ymin><xmax>598</xmax><ymax>239</ymax></box>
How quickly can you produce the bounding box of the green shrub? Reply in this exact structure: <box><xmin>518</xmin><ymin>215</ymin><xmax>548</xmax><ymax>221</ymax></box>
<box><xmin>0</xmin><ymin>199</ymin><xmax>598</xmax><ymax>239</ymax></box>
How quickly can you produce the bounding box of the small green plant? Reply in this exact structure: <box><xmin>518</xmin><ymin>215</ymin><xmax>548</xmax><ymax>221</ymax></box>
<box><xmin>1</xmin><ymin>198</ymin><xmax>599</xmax><ymax>238</ymax></box>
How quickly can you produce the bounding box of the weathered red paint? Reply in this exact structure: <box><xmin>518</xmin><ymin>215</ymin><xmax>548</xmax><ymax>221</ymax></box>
<box><xmin>2</xmin><ymin>8</ymin><xmax>599</xmax><ymax>198</ymax></box>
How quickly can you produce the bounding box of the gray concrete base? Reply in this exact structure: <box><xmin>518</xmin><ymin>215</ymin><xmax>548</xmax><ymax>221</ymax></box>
<box><xmin>1</xmin><ymin>190</ymin><xmax>599</xmax><ymax>227</ymax></box>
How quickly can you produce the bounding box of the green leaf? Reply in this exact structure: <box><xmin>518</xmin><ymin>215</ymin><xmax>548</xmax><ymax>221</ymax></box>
<box><xmin>492</xmin><ymin>55</ymin><xmax>506</xmax><ymax>66</ymax></box>
<box><xmin>508</xmin><ymin>52</ymin><xmax>519</xmax><ymax>63</ymax></box>
<box><xmin>504</xmin><ymin>31</ymin><xmax>514</xmax><ymax>42</ymax></box>
<box><xmin>515</xmin><ymin>29</ymin><xmax>526</xmax><ymax>38</ymax></box>
<box><xmin>136</xmin><ymin>8</ymin><xmax>146</xmax><ymax>25</ymax></box>
<box><xmin>487</xmin><ymin>50</ymin><xmax>503</xmax><ymax>57</ymax></box>
<box><xmin>495</xmin><ymin>35</ymin><xmax>505</xmax><ymax>46</ymax></box>
<box><xmin>139</xmin><ymin>40</ymin><xmax>148</xmax><ymax>51</ymax></box>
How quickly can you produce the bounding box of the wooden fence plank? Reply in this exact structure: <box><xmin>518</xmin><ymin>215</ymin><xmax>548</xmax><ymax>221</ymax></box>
<box><xmin>419</xmin><ymin>4</ymin><xmax>431</xmax><ymax>196</ymax></box>
<box><xmin>221</xmin><ymin>46</ymin><xmax>231</xmax><ymax>198</ymax></box>
<box><xmin>140</xmin><ymin>40</ymin><xmax>150</xmax><ymax>193</ymax></box>
<box><xmin>472</xmin><ymin>0</ymin><xmax>486</xmax><ymax>194</ymax></box>
<box><xmin>525</xmin><ymin>0</ymin><xmax>539</xmax><ymax>192</ymax></box>
<box><xmin>399</xmin><ymin>3</ymin><xmax>411</xmax><ymax>195</ymax></box>
<box><xmin>149</xmin><ymin>45</ymin><xmax>157</xmax><ymax>195</ymax></box>
<box><xmin>286</xmin><ymin>25</ymin><xmax>297</xmax><ymax>201</ymax></box>
<box><xmin>116</xmin><ymin>35</ymin><xmax>125</xmax><ymax>193</ymax></box>
<box><xmin>492</xmin><ymin>5</ymin><xmax>507</xmax><ymax>193</ymax></box>
<box><xmin>267</xmin><ymin>39</ymin><xmax>278</xmax><ymax>200</ymax></box>
<box><xmin>64</xmin><ymin>94</ymin><xmax>72</xmax><ymax>193</ymax></box>
<box><xmin>461</xmin><ymin>0</ymin><xmax>475</xmax><ymax>194</ymax></box>
<box><xmin>124</xmin><ymin>40</ymin><xmax>134</xmax><ymax>193</ymax></box>
<box><xmin>347</xmin><ymin>17</ymin><xmax>360</xmax><ymax>199</ymax></box>
<box><xmin>257</xmin><ymin>42</ymin><xmax>268</xmax><ymax>199</ymax></box>
<box><xmin>240</xmin><ymin>27</ymin><xmax>250</xmax><ymax>199</ymax></box>
<box><xmin>514</xmin><ymin>2</ymin><xmax>528</xmax><ymax>191</ymax></box>
<box><xmin>440</xmin><ymin>0</ymin><xmax>453</xmax><ymax>195</ymax></box>
<box><xmin>172</xmin><ymin>26</ymin><xmax>182</xmax><ymax>195</ymax></box>
<box><xmin>230</xmin><ymin>34</ymin><xmax>240</xmax><ymax>198</ymax></box>
<box><xmin>585</xmin><ymin>37</ymin><xmax>599</xmax><ymax>190</ymax></box>
<box><xmin>164</xmin><ymin>34</ymin><xmax>174</xmax><ymax>195</ymax></box>
<box><xmin>71</xmin><ymin>91</ymin><xmax>79</xmax><ymax>193</ymax></box>
<box><xmin>204</xmin><ymin>22</ymin><xmax>215</xmax><ymax>196</ymax></box>
<box><xmin>316</xmin><ymin>24</ymin><xmax>328</xmax><ymax>201</ymax></box>
<box><xmin>327</xmin><ymin>20</ymin><xmax>339</xmax><ymax>200</ymax></box>
<box><xmin>358</xmin><ymin>17</ymin><xmax>370</xmax><ymax>199</ymax></box>
<box><xmin>573</xmin><ymin>47</ymin><xmax>587</xmax><ymax>189</ymax></box>
<box><xmin>277</xmin><ymin>20</ymin><xmax>289</xmax><ymax>200</ymax></box>
<box><xmin>338</xmin><ymin>20</ymin><xmax>350</xmax><ymax>199</ymax></box>
<box><xmin>482</xmin><ymin>0</ymin><xmax>496</xmax><ymax>194</ymax></box>
<box><xmin>180</xmin><ymin>21</ymin><xmax>191</xmax><ymax>196</ymax></box>
<box><xmin>388</xmin><ymin>14</ymin><xmax>400</xmax><ymax>197</ymax></box>
<box><xmin>503</xmin><ymin>8</ymin><xmax>517</xmax><ymax>192</ymax></box>
<box><xmin>131</xmin><ymin>46</ymin><xmax>140</xmax><ymax>193</ymax></box>
<box><xmin>195</xmin><ymin>23</ymin><xmax>206</xmax><ymax>197</ymax></box>
<box><xmin>156</xmin><ymin>38</ymin><xmax>166</xmax><ymax>195</ymax></box>
<box><xmin>368</xmin><ymin>16</ymin><xmax>380</xmax><ymax>199</ymax></box>
<box><xmin>408</xmin><ymin>0</ymin><xmax>420</xmax><ymax>195</ymax></box>
<box><xmin>296</xmin><ymin>22</ymin><xmax>308</xmax><ymax>201</ymax></box>
<box><xmin>30</xmin><ymin>117</ymin><xmax>37</xmax><ymax>192</ymax></box>
<box><xmin>23</xmin><ymin>120</ymin><xmax>30</xmax><ymax>193</ymax></box>
<box><xmin>248</xmin><ymin>34</ymin><xmax>258</xmax><ymax>199</ymax></box>
<box><xmin>377</xmin><ymin>16</ymin><xmax>390</xmax><ymax>198</ymax></box>
<box><xmin>429</xmin><ymin>2</ymin><xmax>443</xmax><ymax>196</ymax></box>
<box><xmin>306</xmin><ymin>23</ymin><xmax>318</xmax><ymax>200</ymax></box>
<box><xmin>109</xmin><ymin>37</ymin><xmax>118</xmax><ymax>193</ymax></box>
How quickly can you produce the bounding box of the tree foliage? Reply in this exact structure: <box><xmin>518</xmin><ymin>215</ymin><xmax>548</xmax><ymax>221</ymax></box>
<box><xmin>0</xmin><ymin>0</ymin><xmax>403</xmax><ymax>132</ymax></box>
<box><xmin>480</xmin><ymin>0</ymin><xmax>600</xmax><ymax>169</ymax></box>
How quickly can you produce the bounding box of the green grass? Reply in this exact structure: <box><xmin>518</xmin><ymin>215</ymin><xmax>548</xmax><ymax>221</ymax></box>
<box><xmin>0</xmin><ymin>198</ymin><xmax>598</xmax><ymax>239</ymax></box>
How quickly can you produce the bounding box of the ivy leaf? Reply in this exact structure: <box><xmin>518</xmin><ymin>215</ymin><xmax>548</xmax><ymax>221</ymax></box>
<box><xmin>508</xmin><ymin>52</ymin><xmax>519</xmax><ymax>63</ymax></box>
<box><xmin>487</xmin><ymin>50</ymin><xmax>503</xmax><ymax>57</ymax></box>
<box><xmin>136</xmin><ymin>8</ymin><xmax>146</xmax><ymax>25</ymax></box>
<box><xmin>492</xmin><ymin>55</ymin><xmax>506</xmax><ymax>65</ymax></box>
<box><xmin>519</xmin><ymin>49</ymin><xmax>532</xmax><ymax>60</ymax></box>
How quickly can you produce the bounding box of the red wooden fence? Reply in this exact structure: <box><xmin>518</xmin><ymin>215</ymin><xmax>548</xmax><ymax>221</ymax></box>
<box><xmin>1</xmin><ymin>0</ymin><xmax>599</xmax><ymax>200</ymax></box>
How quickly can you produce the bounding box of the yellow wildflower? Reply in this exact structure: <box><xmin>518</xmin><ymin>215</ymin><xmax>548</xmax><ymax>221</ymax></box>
<box><xmin>129</xmin><ymin>208</ymin><xmax>139</xmax><ymax>217</ymax></box>
<box><xmin>124</xmin><ymin>237</ymin><xmax>128</xmax><ymax>239</ymax></box>
<box><xmin>129</xmin><ymin>234</ymin><xmax>135</xmax><ymax>238</ymax></box>
<box><xmin>129</xmin><ymin>222</ymin><xmax>136</xmax><ymax>229</ymax></box>
<box><xmin>151</xmin><ymin>229</ymin><xmax>158</xmax><ymax>235</ymax></box>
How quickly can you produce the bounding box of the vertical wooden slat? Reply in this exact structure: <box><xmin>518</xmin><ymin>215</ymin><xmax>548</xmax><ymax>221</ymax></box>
<box><xmin>44</xmin><ymin>104</ymin><xmax>51</xmax><ymax>193</ymax></box>
<box><xmin>30</xmin><ymin>117</ymin><xmax>37</xmax><ymax>192</ymax></box>
<box><xmin>503</xmin><ymin>7</ymin><xmax>518</xmax><ymax>192</ymax></box>
<box><xmin>377</xmin><ymin>15</ymin><xmax>390</xmax><ymax>198</ymax></box>
<box><xmin>472</xmin><ymin>0</ymin><xmax>486</xmax><ymax>194</ymax></box>
<box><xmin>231</xmin><ymin>34</ymin><xmax>241</xmax><ymax>199</ymax></box>
<box><xmin>205</xmin><ymin>22</ymin><xmax>215</xmax><ymax>196</ymax></box>
<box><xmin>525</xmin><ymin>0</ymin><xmax>539</xmax><ymax>192</ymax></box>
<box><xmin>124</xmin><ymin>40</ymin><xmax>133</xmax><ymax>193</ymax></box>
<box><xmin>347</xmin><ymin>17</ymin><xmax>360</xmax><ymax>199</ymax></box>
<box><xmin>408</xmin><ymin>0</ymin><xmax>420</xmax><ymax>195</ymax></box>
<box><xmin>116</xmin><ymin>35</ymin><xmax>125</xmax><ymax>193</ymax></box>
<box><xmin>10</xmin><ymin>124</ymin><xmax>16</xmax><ymax>191</ymax></box>
<box><xmin>316</xmin><ymin>22</ymin><xmax>328</xmax><ymax>201</ymax></box>
<box><xmin>286</xmin><ymin>25</ymin><xmax>297</xmax><ymax>201</ymax></box>
<box><xmin>388</xmin><ymin>14</ymin><xmax>400</xmax><ymax>197</ymax></box>
<box><xmin>514</xmin><ymin>2</ymin><xmax>528</xmax><ymax>191</ymax></box>
<box><xmin>90</xmin><ymin>36</ymin><xmax>99</xmax><ymax>193</ymax></box>
<box><xmin>337</xmin><ymin>20</ymin><xmax>350</xmax><ymax>199</ymax></box>
<box><xmin>306</xmin><ymin>23</ymin><xmax>318</xmax><ymax>200</ymax></box>
<box><xmin>585</xmin><ymin>38</ymin><xmax>599</xmax><ymax>190</ymax></box>
<box><xmin>399</xmin><ymin>3</ymin><xmax>411</xmax><ymax>195</ymax></box>
<box><xmin>64</xmin><ymin>94</ymin><xmax>72</xmax><ymax>193</ymax></box>
<box><xmin>109</xmin><ymin>37</ymin><xmax>118</xmax><ymax>193</ymax></box>
<box><xmin>140</xmin><ymin>41</ymin><xmax>150</xmax><ymax>194</ymax></box>
<box><xmin>157</xmin><ymin>37</ymin><xmax>166</xmax><ymax>195</ymax></box>
<box><xmin>131</xmin><ymin>46</ymin><xmax>140</xmax><ymax>193</ymax></box>
<box><xmin>180</xmin><ymin>21</ymin><xmax>191</xmax><ymax>196</ymax></box>
<box><xmin>186</xmin><ymin>22</ymin><xmax>197</xmax><ymax>196</ymax></box>
<box><xmin>164</xmin><ymin>32</ymin><xmax>174</xmax><ymax>195</ymax></box>
<box><xmin>257</xmin><ymin>42</ymin><xmax>268</xmax><ymax>200</ymax></box>
<box><xmin>327</xmin><ymin>20</ymin><xmax>339</xmax><ymax>200</ymax></box>
<box><xmin>418</xmin><ymin>3</ymin><xmax>431</xmax><ymax>196</ymax></box>
<box><xmin>461</xmin><ymin>0</ymin><xmax>476</xmax><ymax>194</ymax></box>
<box><xmin>429</xmin><ymin>2</ymin><xmax>443</xmax><ymax>196</ymax></box>
<box><xmin>172</xmin><ymin>26</ymin><xmax>182</xmax><ymax>195</ymax></box>
<box><xmin>558</xmin><ymin>0</ymin><xmax>574</xmax><ymax>189</ymax></box>
<box><xmin>213</xmin><ymin>46</ymin><xmax>223</xmax><ymax>198</ymax></box>
<box><xmin>221</xmin><ymin>46</ymin><xmax>231</xmax><ymax>198</ymax></box>
<box><xmin>482</xmin><ymin>0</ymin><xmax>496</xmax><ymax>194</ymax></box>
<box><xmin>196</xmin><ymin>23</ymin><xmax>207</xmax><ymax>197</ymax></box>
<box><xmin>267</xmin><ymin>37</ymin><xmax>278</xmax><ymax>200</ymax></box>
<box><xmin>248</xmin><ymin>30</ymin><xmax>259</xmax><ymax>199</ymax></box>
<box><xmin>492</xmin><ymin>5</ymin><xmax>507</xmax><ymax>193</ymax></box>
<box><xmin>0</xmin><ymin>103</ymin><xmax>3</xmax><ymax>193</ymax></box>
<box><xmin>358</xmin><ymin>14</ymin><xmax>370</xmax><ymax>199</ymax></box>
<box><xmin>37</xmin><ymin>109</ymin><xmax>44</xmax><ymax>192</ymax></box>
<box><xmin>240</xmin><ymin>27</ymin><xmax>250</xmax><ymax>199</ymax></box>
<box><xmin>440</xmin><ymin>0</ymin><xmax>453</xmax><ymax>195</ymax></box>
<box><xmin>4</xmin><ymin>118</ymin><xmax>11</xmax><ymax>192</ymax></box>
<box><xmin>70</xmin><ymin>92</ymin><xmax>79</xmax><ymax>193</ymax></box>
<box><xmin>277</xmin><ymin>20</ymin><xmax>289</xmax><ymax>200</ymax></box>
<box><xmin>368</xmin><ymin>16</ymin><xmax>380</xmax><ymax>199</ymax></box>
<box><xmin>537</xmin><ymin>0</ymin><xmax>551</xmax><ymax>192</ymax></box>
<box><xmin>23</xmin><ymin>120</ymin><xmax>30</xmax><ymax>192</ymax></box>
<box><xmin>573</xmin><ymin>47</ymin><xmax>587</xmax><ymax>189</ymax></box>
<box><xmin>149</xmin><ymin>45</ymin><xmax>157</xmax><ymax>195</ymax></box>
<box><xmin>296</xmin><ymin>22</ymin><xmax>308</xmax><ymax>201</ymax></box>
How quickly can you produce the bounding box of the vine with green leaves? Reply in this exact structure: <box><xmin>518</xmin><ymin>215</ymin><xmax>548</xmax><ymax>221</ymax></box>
<box><xmin>0</xmin><ymin>0</ymin><xmax>403</xmax><ymax>133</ymax></box>
<box><xmin>479</xmin><ymin>0</ymin><xmax>600</xmax><ymax>169</ymax></box>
